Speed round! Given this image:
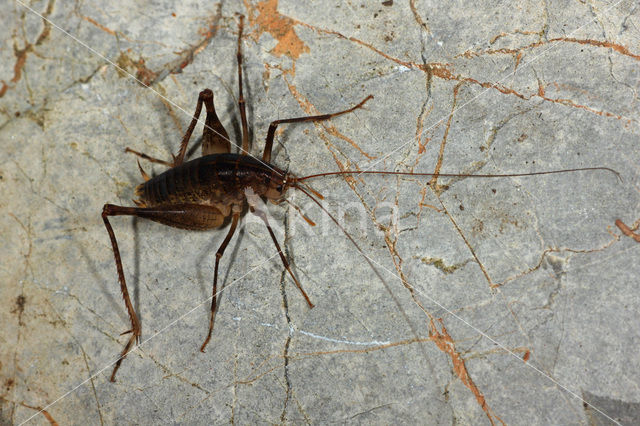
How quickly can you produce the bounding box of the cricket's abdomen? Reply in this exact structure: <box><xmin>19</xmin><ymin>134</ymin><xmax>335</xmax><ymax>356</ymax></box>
<box><xmin>134</xmin><ymin>154</ymin><xmax>286</xmax><ymax>222</ymax></box>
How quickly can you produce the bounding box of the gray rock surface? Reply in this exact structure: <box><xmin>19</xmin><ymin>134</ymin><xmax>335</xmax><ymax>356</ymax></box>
<box><xmin>2</xmin><ymin>0</ymin><xmax>639</xmax><ymax>424</ymax></box>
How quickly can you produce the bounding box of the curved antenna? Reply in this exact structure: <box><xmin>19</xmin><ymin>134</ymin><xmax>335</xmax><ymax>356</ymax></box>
<box><xmin>293</xmin><ymin>184</ymin><xmax>372</xmax><ymax>262</ymax></box>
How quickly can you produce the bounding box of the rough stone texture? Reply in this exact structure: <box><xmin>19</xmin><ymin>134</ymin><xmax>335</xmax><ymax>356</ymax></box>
<box><xmin>1</xmin><ymin>0</ymin><xmax>639</xmax><ymax>424</ymax></box>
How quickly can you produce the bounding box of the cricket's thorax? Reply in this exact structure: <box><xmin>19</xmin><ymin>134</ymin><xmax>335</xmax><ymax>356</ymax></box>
<box><xmin>134</xmin><ymin>153</ymin><xmax>287</xmax><ymax>213</ymax></box>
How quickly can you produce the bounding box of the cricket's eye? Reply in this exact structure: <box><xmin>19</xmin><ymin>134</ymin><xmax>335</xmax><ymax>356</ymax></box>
<box><xmin>276</xmin><ymin>185</ymin><xmax>283</xmax><ymax>192</ymax></box>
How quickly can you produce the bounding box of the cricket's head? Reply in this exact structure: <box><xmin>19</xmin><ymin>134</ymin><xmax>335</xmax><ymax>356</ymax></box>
<box><xmin>263</xmin><ymin>170</ymin><xmax>297</xmax><ymax>201</ymax></box>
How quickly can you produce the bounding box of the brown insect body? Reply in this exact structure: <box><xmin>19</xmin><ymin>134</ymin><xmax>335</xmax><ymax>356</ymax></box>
<box><xmin>133</xmin><ymin>153</ymin><xmax>288</xmax><ymax>227</ymax></box>
<box><xmin>102</xmin><ymin>15</ymin><xmax>376</xmax><ymax>381</ymax></box>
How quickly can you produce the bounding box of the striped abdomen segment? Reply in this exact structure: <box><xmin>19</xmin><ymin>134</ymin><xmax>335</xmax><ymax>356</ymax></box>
<box><xmin>134</xmin><ymin>153</ymin><xmax>285</xmax><ymax>208</ymax></box>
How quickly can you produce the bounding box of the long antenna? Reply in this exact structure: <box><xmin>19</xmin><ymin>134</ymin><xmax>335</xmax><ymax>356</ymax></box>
<box><xmin>294</xmin><ymin>167</ymin><xmax>621</xmax><ymax>183</ymax></box>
